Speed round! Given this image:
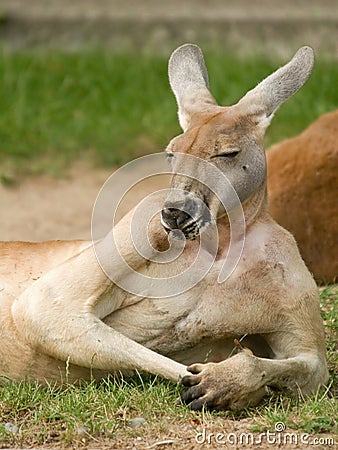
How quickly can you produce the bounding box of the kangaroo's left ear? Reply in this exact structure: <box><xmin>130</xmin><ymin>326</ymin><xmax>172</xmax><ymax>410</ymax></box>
<box><xmin>168</xmin><ymin>44</ymin><xmax>218</xmax><ymax>131</ymax></box>
<box><xmin>237</xmin><ymin>46</ymin><xmax>314</xmax><ymax>128</ymax></box>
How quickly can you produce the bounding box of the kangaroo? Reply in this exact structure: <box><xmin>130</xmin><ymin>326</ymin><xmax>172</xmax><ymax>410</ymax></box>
<box><xmin>0</xmin><ymin>44</ymin><xmax>328</xmax><ymax>410</ymax></box>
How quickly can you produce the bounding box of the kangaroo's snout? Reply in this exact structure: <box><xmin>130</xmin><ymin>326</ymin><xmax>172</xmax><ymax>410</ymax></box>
<box><xmin>161</xmin><ymin>195</ymin><xmax>211</xmax><ymax>240</ymax></box>
<box><xmin>161</xmin><ymin>207</ymin><xmax>191</xmax><ymax>230</ymax></box>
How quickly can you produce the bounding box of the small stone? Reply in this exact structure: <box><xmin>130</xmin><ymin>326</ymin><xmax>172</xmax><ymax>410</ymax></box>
<box><xmin>127</xmin><ymin>417</ymin><xmax>146</xmax><ymax>428</ymax></box>
<box><xmin>4</xmin><ymin>422</ymin><xmax>19</xmax><ymax>434</ymax></box>
<box><xmin>76</xmin><ymin>426</ymin><xmax>89</xmax><ymax>436</ymax></box>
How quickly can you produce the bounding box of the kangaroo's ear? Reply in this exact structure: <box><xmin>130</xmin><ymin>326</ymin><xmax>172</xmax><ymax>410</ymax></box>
<box><xmin>168</xmin><ymin>44</ymin><xmax>218</xmax><ymax>131</ymax></box>
<box><xmin>237</xmin><ymin>46</ymin><xmax>314</xmax><ymax>128</ymax></box>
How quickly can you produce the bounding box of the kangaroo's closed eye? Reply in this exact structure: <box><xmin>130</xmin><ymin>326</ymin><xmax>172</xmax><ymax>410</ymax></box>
<box><xmin>218</xmin><ymin>151</ymin><xmax>239</xmax><ymax>158</ymax></box>
<box><xmin>211</xmin><ymin>150</ymin><xmax>240</xmax><ymax>159</ymax></box>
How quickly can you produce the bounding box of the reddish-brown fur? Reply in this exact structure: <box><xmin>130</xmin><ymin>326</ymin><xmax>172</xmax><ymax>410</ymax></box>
<box><xmin>267</xmin><ymin>110</ymin><xmax>338</xmax><ymax>284</ymax></box>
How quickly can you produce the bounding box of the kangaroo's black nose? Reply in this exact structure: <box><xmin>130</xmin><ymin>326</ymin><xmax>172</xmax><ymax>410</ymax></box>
<box><xmin>161</xmin><ymin>207</ymin><xmax>192</xmax><ymax>230</ymax></box>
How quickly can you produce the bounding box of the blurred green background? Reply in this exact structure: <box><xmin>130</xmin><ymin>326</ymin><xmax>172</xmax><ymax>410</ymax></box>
<box><xmin>0</xmin><ymin>0</ymin><xmax>337</xmax><ymax>179</ymax></box>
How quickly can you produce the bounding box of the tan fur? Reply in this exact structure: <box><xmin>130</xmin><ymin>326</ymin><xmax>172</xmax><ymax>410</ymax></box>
<box><xmin>267</xmin><ymin>110</ymin><xmax>338</xmax><ymax>284</ymax></box>
<box><xmin>0</xmin><ymin>45</ymin><xmax>329</xmax><ymax>410</ymax></box>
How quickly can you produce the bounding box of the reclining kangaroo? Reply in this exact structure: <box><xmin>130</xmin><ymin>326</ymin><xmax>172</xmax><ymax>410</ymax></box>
<box><xmin>0</xmin><ymin>44</ymin><xmax>328</xmax><ymax>410</ymax></box>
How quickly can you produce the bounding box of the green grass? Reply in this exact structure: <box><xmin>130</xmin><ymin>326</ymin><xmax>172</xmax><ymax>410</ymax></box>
<box><xmin>0</xmin><ymin>50</ymin><xmax>337</xmax><ymax>178</ymax></box>
<box><xmin>0</xmin><ymin>287</ymin><xmax>336</xmax><ymax>448</ymax></box>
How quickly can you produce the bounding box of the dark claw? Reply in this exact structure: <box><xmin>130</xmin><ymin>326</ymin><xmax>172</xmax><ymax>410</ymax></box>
<box><xmin>189</xmin><ymin>396</ymin><xmax>209</xmax><ymax>411</ymax></box>
<box><xmin>191</xmin><ymin>396</ymin><xmax>228</xmax><ymax>411</ymax></box>
<box><xmin>181</xmin><ymin>374</ymin><xmax>199</xmax><ymax>387</ymax></box>
<box><xmin>181</xmin><ymin>385</ymin><xmax>205</xmax><ymax>404</ymax></box>
<box><xmin>186</xmin><ymin>364</ymin><xmax>203</xmax><ymax>374</ymax></box>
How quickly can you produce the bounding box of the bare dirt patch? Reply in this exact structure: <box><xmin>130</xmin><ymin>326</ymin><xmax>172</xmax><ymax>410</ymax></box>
<box><xmin>0</xmin><ymin>162</ymin><xmax>170</xmax><ymax>242</ymax></box>
<box><xmin>92</xmin><ymin>419</ymin><xmax>336</xmax><ymax>450</ymax></box>
<box><xmin>0</xmin><ymin>164</ymin><xmax>110</xmax><ymax>242</ymax></box>
<box><xmin>3</xmin><ymin>418</ymin><xmax>335</xmax><ymax>450</ymax></box>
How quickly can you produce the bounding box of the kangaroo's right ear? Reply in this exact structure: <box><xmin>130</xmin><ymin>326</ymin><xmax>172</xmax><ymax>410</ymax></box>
<box><xmin>237</xmin><ymin>46</ymin><xmax>314</xmax><ymax>128</ymax></box>
<box><xmin>168</xmin><ymin>44</ymin><xmax>218</xmax><ymax>131</ymax></box>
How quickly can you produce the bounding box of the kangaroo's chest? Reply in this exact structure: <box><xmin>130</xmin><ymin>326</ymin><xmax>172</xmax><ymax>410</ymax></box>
<box><xmin>103</xmin><ymin>266</ymin><xmax>270</xmax><ymax>356</ymax></box>
<box><xmin>103</xmin><ymin>223</ymin><xmax>282</xmax><ymax>354</ymax></box>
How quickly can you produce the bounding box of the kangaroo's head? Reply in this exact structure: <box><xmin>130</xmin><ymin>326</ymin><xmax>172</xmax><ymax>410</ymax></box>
<box><xmin>161</xmin><ymin>44</ymin><xmax>314</xmax><ymax>240</ymax></box>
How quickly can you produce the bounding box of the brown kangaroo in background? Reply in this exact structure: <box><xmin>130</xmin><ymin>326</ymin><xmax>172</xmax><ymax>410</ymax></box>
<box><xmin>267</xmin><ymin>109</ymin><xmax>338</xmax><ymax>285</ymax></box>
<box><xmin>0</xmin><ymin>44</ymin><xmax>328</xmax><ymax>410</ymax></box>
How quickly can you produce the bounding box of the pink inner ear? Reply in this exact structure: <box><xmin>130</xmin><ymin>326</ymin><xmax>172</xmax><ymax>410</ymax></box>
<box><xmin>236</xmin><ymin>46</ymin><xmax>314</xmax><ymax>119</ymax></box>
<box><xmin>168</xmin><ymin>44</ymin><xmax>218</xmax><ymax>131</ymax></box>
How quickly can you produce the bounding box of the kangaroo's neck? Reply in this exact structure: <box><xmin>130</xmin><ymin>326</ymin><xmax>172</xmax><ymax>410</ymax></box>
<box><xmin>242</xmin><ymin>184</ymin><xmax>269</xmax><ymax>227</ymax></box>
<box><xmin>216</xmin><ymin>184</ymin><xmax>269</xmax><ymax>251</ymax></box>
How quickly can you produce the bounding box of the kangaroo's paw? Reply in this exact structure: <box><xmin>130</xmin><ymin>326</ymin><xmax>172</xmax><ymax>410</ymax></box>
<box><xmin>181</xmin><ymin>353</ymin><xmax>267</xmax><ymax>411</ymax></box>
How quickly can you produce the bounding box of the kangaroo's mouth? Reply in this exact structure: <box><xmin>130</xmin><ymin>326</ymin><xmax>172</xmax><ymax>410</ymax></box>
<box><xmin>161</xmin><ymin>209</ymin><xmax>212</xmax><ymax>240</ymax></box>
